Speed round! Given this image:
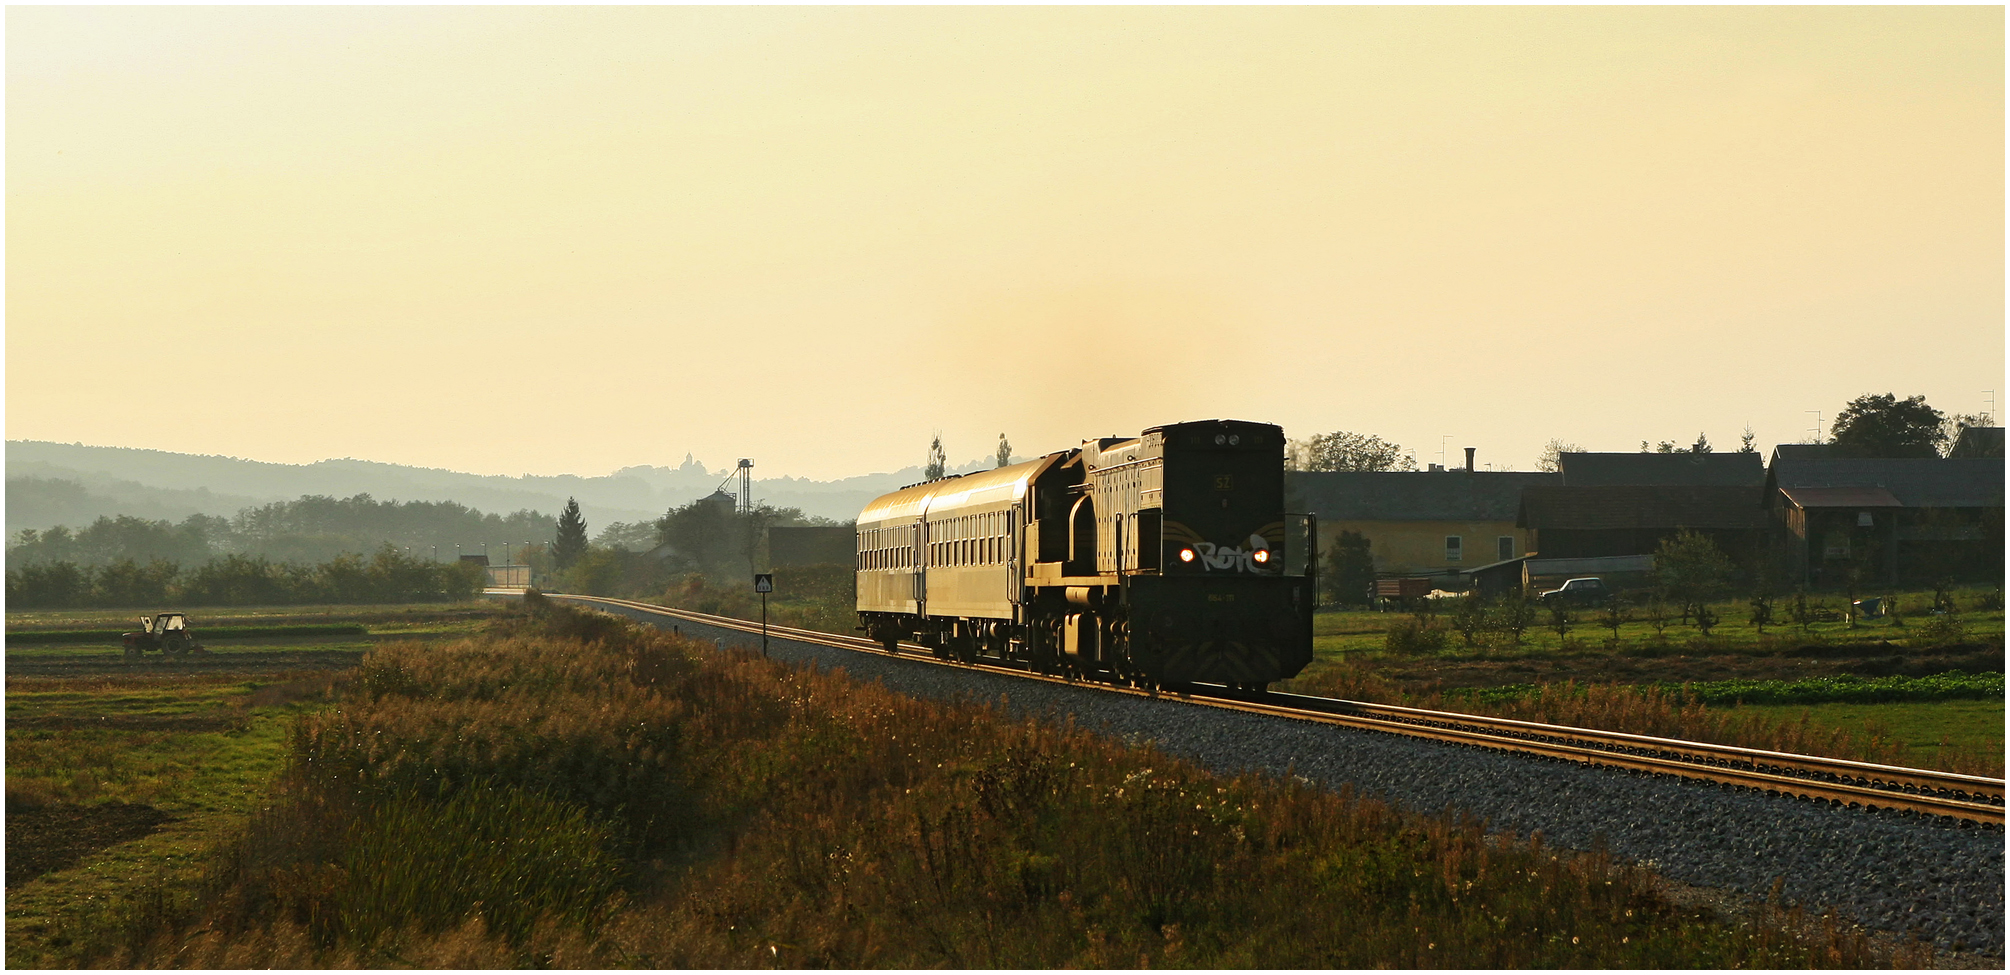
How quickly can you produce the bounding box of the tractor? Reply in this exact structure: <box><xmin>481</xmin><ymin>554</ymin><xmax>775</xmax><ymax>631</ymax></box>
<box><xmin>123</xmin><ymin>613</ymin><xmax>203</xmax><ymax>660</ymax></box>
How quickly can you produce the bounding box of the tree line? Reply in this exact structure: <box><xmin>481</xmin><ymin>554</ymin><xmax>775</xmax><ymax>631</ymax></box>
<box><xmin>5</xmin><ymin>547</ymin><xmax>488</xmax><ymax>610</ymax></box>
<box><xmin>530</xmin><ymin>494</ymin><xmax>848</xmax><ymax>600</ymax></box>
<box><xmin>1293</xmin><ymin>391</ymin><xmax>1996</xmax><ymax>473</ymax></box>
<box><xmin>8</xmin><ymin>493</ymin><xmax>556</xmax><ymax>569</ymax></box>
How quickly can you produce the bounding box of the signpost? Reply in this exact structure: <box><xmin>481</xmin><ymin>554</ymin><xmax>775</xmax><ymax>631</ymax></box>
<box><xmin>753</xmin><ymin>573</ymin><xmax>773</xmax><ymax>657</ymax></box>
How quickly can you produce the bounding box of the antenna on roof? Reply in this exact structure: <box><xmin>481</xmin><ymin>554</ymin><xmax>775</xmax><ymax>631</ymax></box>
<box><xmin>1986</xmin><ymin>391</ymin><xmax>1996</xmax><ymax>426</ymax></box>
<box><xmin>1804</xmin><ymin>410</ymin><xmax>1823</xmax><ymax>444</ymax></box>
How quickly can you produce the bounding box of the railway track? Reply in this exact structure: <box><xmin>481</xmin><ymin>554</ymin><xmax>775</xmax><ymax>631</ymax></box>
<box><xmin>534</xmin><ymin>591</ymin><xmax>2006</xmax><ymax>827</ymax></box>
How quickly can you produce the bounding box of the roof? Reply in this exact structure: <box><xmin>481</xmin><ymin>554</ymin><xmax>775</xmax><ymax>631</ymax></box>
<box><xmin>858</xmin><ymin>453</ymin><xmax>1062</xmax><ymax>526</ymax></box>
<box><xmin>1765</xmin><ymin>457</ymin><xmax>2004</xmax><ymax>509</ymax></box>
<box><xmin>1778</xmin><ymin>486</ymin><xmax>1903</xmax><ymax>509</ymax></box>
<box><xmin>1950</xmin><ymin>426</ymin><xmax>2005</xmax><ymax>459</ymax></box>
<box><xmin>1769</xmin><ymin>443</ymin><xmax>1837</xmax><ymax>465</ymax></box>
<box><xmin>1286</xmin><ymin>471</ymin><xmax>1559</xmax><ymax>522</ymax></box>
<box><xmin>1517</xmin><ymin>485</ymin><xmax>1769</xmax><ymax>530</ymax></box>
<box><xmin>1557</xmin><ymin>451</ymin><xmax>1764</xmax><ymax>487</ymax></box>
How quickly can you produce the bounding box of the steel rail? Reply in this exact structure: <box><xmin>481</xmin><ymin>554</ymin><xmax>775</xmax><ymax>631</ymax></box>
<box><xmin>536</xmin><ymin>592</ymin><xmax>2005</xmax><ymax>826</ymax></box>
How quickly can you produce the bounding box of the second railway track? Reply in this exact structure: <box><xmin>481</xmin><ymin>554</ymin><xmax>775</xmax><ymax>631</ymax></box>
<box><xmin>535</xmin><ymin>591</ymin><xmax>2005</xmax><ymax>827</ymax></box>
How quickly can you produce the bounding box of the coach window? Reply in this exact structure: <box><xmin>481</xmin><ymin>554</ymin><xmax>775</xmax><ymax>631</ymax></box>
<box><xmin>1445</xmin><ymin>536</ymin><xmax>1463</xmax><ymax>562</ymax></box>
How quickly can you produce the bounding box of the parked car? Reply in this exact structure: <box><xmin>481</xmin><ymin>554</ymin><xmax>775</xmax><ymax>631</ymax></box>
<box><xmin>1539</xmin><ymin>577</ymin><xmax>1609</xmax><ymax>606</ymax></box>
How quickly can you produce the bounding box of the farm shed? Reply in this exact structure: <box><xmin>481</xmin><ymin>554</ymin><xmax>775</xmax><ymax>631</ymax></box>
<box><xmin>1764</xmin><ymin>456</ymin><xmax>2004</xmax><ymax>587</ymax></box>
<box><xmin>1556</xmin><ymin>451</ymin><xmax>1765</xmax><ymax>487</ymax></box>
<box><xmin>1949</xmin><ymin>425</ymin><xmax>2004</xmax><ymax>459</ymax></box>
<box><xmin>1515</xmin><ymin>485</ymin><xmax>1770</xmax><ymax>563</ymax></box>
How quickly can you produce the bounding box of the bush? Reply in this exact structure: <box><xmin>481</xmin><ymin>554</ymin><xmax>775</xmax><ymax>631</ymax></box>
<box><xmin>1383</xmin><ymin>616</ymin><xmax>1448</xmax><ymax>654</ymax></box>
<box><xmin>1913</xmin><ymin>613</ymin><xmax>1969</xmax><ymax>646</ymax></box>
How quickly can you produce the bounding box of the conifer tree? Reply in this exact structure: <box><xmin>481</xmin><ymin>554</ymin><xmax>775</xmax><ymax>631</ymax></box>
<box><xmin>553</xmin><ymin>497</ymin><xmax>589</xmax><ymax>570</ymax></box>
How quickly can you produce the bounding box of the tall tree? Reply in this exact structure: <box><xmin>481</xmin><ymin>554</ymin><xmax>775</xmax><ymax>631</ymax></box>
<box><xmin>925</xmin><ymin>435</ymin><xmax>947</xmax><ymax>480</ymax></box>
<box><xmin>1292</xmin><ymin>431</ymin><xmax>1417</xmax><ymax>472</ymax></box>
<box><xmin>1942</xmin><ymin>411</ymin><xmax>1996</xmax><ymax>455</ymax></box>
<box><xmin>1830</xmin><ymin>393</ymin><xmax>1947</xmax><ymax>458</ymax></box>
<box><xmin>1739</xmin><ymin>425</ymin><xmax>1758</xmax><ymax>454</ymax></box>
<box><xmin>995</xmin><ymin>433</ymin><xmax>1012</xmax><ymax>468</ymax></box>
<box><xmin>1535</xmin><ymin>439</ymin><xmax>1582</xmax><ymax>473</ymax></box>
<box><xmin>552</xmin><ymin>497</ymin><xmax>588</xmax><ymax>570</ymax></box>
<box><xmin>1321</xmin><ymin>530</ymin><xmax>1377</xmax><ymax>606</ymax></box>
<box><xmin>1653</xmin><ymin>529</ymin><xmax>1733</xmax><ymax>621</ymax></box>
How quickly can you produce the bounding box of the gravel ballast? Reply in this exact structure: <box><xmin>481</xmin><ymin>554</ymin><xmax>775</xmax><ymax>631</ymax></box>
<box><xmin>572</xmin><ymin>598</ymin><xmax>2007</xmax><ymax>955</ymax></box>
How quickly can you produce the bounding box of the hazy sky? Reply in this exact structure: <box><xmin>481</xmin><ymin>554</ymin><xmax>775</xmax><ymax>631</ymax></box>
<box><xmin>8</xmin><ymin>7</ymin><xmax>2002</xmax><ymax>480</ymax></box>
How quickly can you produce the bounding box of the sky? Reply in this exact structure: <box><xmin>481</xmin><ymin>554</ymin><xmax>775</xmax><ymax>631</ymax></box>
<box><xmin>7</xmin><ymin>7</ymin><xmax>2003</xmax><ymax>480</ymax></box>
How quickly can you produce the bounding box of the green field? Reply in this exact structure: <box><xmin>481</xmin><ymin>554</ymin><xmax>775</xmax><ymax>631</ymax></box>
<box><xmin>1727</xmin><ymin>699</ymin><xmax>2006</xmax><ymax>771</ymax></box>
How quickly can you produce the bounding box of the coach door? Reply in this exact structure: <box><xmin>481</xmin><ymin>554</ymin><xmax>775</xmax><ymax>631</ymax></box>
<box><xmin>914</xmin><ymin>520</ymin><xmax>927</xmax><ymax>614</ymax></box>
<box><xmin>1006</xmin><ymin>508</ymin><xmax>1023</xmax><ymax>607</ymax></box>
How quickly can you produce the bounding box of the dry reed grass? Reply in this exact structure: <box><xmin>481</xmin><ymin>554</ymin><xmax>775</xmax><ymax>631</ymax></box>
<box><xmin>85</xmin><ymin>598</ymin><xmax>1927</xmax><ymax>968</ymax></box>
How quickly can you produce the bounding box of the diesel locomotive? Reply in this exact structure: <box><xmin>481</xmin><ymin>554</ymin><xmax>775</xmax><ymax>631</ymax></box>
<box><xmin>856</xmin><ymin>418</ymin><xmax>1317</xmax><ymax>690</ymax></box>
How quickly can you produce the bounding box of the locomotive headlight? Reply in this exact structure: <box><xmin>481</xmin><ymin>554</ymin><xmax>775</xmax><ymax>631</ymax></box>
<box><xmin>1179</xmin><ymin>547</ymin><xmax>1196</xmax><ymax>563</ymax></box>
<box><xmin>1214</xmin><ymin>434</ymin><xmax>1226</xmax><ymax>445</ymax></box>
<box><xmin>1252</xmin><ymin>549</ymin><xmax>1270</xmax><ymax>564</ymax></box>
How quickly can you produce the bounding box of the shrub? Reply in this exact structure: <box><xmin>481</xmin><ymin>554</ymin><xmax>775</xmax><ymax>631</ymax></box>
<box><xmin>1913</xmin><ymin>613</ymin><xmax>1969</xmax><ymax>647</ymax></box>
<box><xmin>1383</xmin><ymin>616</ymin><xmax>1448</xmax><ymax>654</ymax></box>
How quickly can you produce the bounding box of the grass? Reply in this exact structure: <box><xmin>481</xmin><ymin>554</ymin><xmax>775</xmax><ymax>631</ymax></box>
<box><xmin>1310</xmin><ymin>586</ymin><xmax>2005</xmax><ymax>662</ymax></box>
<box><xmin>2</xmin><ymin>603</ymin><xmax>501</xmax><ymax>968</ymax></box>
<box><xmin>60</xmin><ymin>596</ymin><xmax>1937</xmax><ymax>967</ymax></box>
<box><xmin>4</xmin><ymin>676</ymin><xmax>332</xmax><ymax>967</ymax></box>
<box><xmin>1727</xmin><ymin>699</ymin><xmax>2006</xmax><ymax>773</ymax></box>
<box><xmin>5</xmin><ymin>602</ymin><xmax>505</xmax><ymax>632</ymax></box>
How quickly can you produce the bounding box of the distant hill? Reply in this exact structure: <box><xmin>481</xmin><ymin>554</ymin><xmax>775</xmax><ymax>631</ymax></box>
<box><xmin>6</xmin><ymin>440</ymin><xmax>1003</xmax><ymax>535</ymax></box>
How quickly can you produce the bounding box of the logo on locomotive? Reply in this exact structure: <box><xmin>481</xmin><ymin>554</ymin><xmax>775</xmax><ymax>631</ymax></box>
<box><xmin>1165</xmin><ymin>520</ymin><xmax>1287</xmax><ymax>573</ymax></box>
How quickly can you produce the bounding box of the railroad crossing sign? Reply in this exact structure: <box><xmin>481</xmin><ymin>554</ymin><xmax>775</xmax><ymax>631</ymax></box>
<box><xmin>753</xmin><ymin>573</ymin><xmax>773</xmax><ymax>593</ymax></box>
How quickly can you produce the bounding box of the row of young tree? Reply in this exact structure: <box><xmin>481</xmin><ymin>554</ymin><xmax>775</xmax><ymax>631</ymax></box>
<box><xmin>1354</xmin><ymin>528</ymin><xmax>1991</xmax><ymax>654</ymax></box>
<box><xmin>8</xmin><ymin>494</ymin><xmax>557</xmax><ymax>569</ymax></box>
<box><xmin>4</xmin><ymin>547</ymin><xmax>489</xmax><ymax>610</ymax></box>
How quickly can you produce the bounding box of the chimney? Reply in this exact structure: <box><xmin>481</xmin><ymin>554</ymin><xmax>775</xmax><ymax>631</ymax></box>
<box><xmin>1464</xmin><ymin>447</ymin><xmax>1476</xmax><ymax>472</ymax></box>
